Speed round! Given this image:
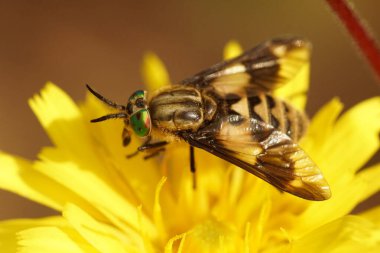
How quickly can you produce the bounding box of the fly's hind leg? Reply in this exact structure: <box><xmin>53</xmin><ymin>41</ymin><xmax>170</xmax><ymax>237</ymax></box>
<box><xmin>190</xmin><ymin>146</ymin><xmax>197</xmax><ymax>189</ymax></box>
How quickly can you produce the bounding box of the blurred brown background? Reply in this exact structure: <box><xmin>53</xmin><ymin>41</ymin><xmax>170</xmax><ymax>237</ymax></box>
<box><xmin>0</xmin><ymin>0</ymin><xmax>379</xmax><ymax>219</ymax></box>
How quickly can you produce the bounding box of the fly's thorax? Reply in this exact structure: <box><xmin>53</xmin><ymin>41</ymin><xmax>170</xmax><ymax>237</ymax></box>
<box><xmin>149</xmin><ymin>86</ymin><xmax>206</xmax><ymax>132</ymax></box>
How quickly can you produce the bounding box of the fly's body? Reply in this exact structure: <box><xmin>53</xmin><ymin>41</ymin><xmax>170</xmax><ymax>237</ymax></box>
<box><xmin>87</xmin><ymin>37</ymin><xmax>331</xmax><ymax>201</ymax></box>
<box><xmin>149</xmin><ymin>86</ymin><xmax>307</xmax><ymax>142</ymax></box>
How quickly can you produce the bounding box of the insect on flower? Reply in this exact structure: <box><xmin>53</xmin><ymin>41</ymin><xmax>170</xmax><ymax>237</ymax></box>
<box><xmin>86</xmin><ymin>37</ymin><xmax>331</xmax><ymax>201</ymax></box>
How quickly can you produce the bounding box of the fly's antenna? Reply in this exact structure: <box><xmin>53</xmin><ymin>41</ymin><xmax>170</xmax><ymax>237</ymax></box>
<box><xmin>86</xmin><ymin>84</ymin><xmax>130</xmax><ymax>123</ymax></box>
<box><xmin>86</xmin><ymin>84</ymin><xmax>127</xmax><ymax>111</ymax></box>
<box><xmin>90</xmin><ymin>113</ymin><xmax>129</xmax><ymax>123</ymax></box>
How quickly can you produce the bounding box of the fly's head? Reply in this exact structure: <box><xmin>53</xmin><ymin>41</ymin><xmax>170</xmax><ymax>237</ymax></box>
<box><xmin>126</xmin><ymin>90</ymin><xmax>152</xmax><ymax>138</ymax></box>
<box><xmin>86</xmin><ymin>85</ymin><xmax>152</xmax><ymax>146</ymax></box>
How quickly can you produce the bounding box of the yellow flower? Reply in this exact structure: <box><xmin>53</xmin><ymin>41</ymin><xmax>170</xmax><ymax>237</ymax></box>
<box><xmin>1</xmin><ymin>41</ymin><xmax>380</xmax><ymax>253</ymax></box>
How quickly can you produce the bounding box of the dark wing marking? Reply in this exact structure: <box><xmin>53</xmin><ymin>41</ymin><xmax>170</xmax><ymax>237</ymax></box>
<box><xmin>181</xmin><ymin>115</ymin><xmax>331</xmax><ymax>201</ymax></box>
<box><xmin>180</xmin><ymin>37</ymin><xmax>310</xmax><ymax>93</ymax></box>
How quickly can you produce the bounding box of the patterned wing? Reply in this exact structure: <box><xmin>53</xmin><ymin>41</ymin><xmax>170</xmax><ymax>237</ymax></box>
<box><xmin>180</xmin><ymin>37</ymin><xmax>311</xmax><ymax>94</ymax></box>
<box><xmin>181</xmin><ymin>115</ymin><xmax>331</xmax><ymax>201</ymax></box>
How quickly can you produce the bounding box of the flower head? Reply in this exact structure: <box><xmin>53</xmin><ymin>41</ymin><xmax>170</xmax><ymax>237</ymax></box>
<box><xmin>1</xmin><ymin>41</ymin><xmax>380</xmax><ymax>252</ymax></box>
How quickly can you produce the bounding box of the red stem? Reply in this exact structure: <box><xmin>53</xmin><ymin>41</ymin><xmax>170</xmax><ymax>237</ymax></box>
<box><xmin>326</xmin><ymin>0</ymin><xmax>380</xmax><ymax>82</ymax></box>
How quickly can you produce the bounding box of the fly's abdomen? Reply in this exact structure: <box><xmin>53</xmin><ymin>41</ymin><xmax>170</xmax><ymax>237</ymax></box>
<box><xmin>246</xmin><ymin>93</ymin><xmax>308</xmax><ymax>142</ymax></box>
<box><xmin>149</xmin><ymin>86</ymin><xmax>204</xmax><ymax>132</ymax></box>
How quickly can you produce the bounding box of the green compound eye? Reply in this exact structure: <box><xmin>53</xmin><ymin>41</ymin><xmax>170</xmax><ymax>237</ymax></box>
<box><xmin>129</xmin><ymin>90</ymin><xmax>145</xmax><ymax>103</ymax></box>
<box><xmin>130</xmin><ymin>109</ymin><xmax>151</xmax><ymax>137</ymax></box>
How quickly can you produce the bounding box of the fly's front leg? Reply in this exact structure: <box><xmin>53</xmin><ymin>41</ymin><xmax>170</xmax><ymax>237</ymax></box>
<box><xmin>122</xmin><ymin>126</ymin><xmax>131</xmax><ymax>147</ymax></box>
<box><xmin>126</xmin><ymin>136</ymin><xmax>152</xmax><ymax>158</ymax></box>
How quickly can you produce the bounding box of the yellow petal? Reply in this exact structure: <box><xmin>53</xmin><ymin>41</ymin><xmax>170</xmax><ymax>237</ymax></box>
<box><xmin>29</xmin><ymin>82</ymin><xmax>93</xmax><ymax>157</ymax></box>
<box><xmin>315</xmin><ymin>97</ymin><xmax>380</xmax><ymax>181</ymax></box>
<box><xmin>291</xmin><ymin>216</ymin><xmax>380</xmax><ymax>253</ymax></box>
<box><xmin>0</xmin><ymin>152</ymin><xmax>84</xmax><ymax>211</ymax></box>
<box><xmin>302</xmin><ymin>97</ymin><xmax>344</xmax><ymax>155</ymax></box>
<box><xmin>35</xmin><ymin>148</ymin><xmax>158</xmax><ymax>241</ymax></box>
<box><xmin>153</xmin><ymin>177</ymin><xmax>168</xmax><ymax>242</ymax></box>
<box><xmin>29</xmin><ymin>83</ymin><xmax>109</xmax><ymax>179</ymax></box>
<box><xmin>330</xmin><ymin>97</ymin><xmax>380</xmax><ymax>172</ymax></box>
<box><xmin>161</xmin><ymin>145</ymin><xmax>226</xmax><ymax>233</ymax></box>
<box><xmin>356</xmin><ymin>163</ymin><xmax>380</xmax><ymax>202</ymax></box>
<box><xmin>211</xmin><ymin>166</ymin><xmax>247</xmax><ymax>221</ymax></box>
<box><xmin>249</xmin><ymin>197</ymin><xmax>272</xmax><ymax>253</ymax></box>
<box><xmin>360</xmin><ymin>205</ymin><xmax>380</xmax><ymax>226</ymax></box>
<box><xmin>243</xmin><ymin>222</ymin><xmax>251</xmax><ymax>253</ymax></box>
<box><xmin>0</xmin><ymin>217</ymin><xmax>66</xmax><ymax>252</ymax></box>
<box><xmin>294</xmin><ymin>175</ymin><xmax>366</xmax><ymax>236</ymax></box>
<box><xmin>17</xmin><ymin>226</ymin><xmax>98</xmax><ymax>253</ymax></box>
<box><xmin>291</xmin><ymin>163</ymin><xmax>377</xmax><ymax>235</ymax></box>
<box><xmin>223</xmin><ymin>40</ymin><xmax>243</xmax><ymax>60</ymax></box>
<box><xmin>142</xmin><ymin>52</ymin><xmax>171</xmax><ymax>93</ymax></box>
<box><xmin>63</xmin><ymin>203</ymin><xmax>143</xmax><ymax>253</ymax></box>
<box><xmin>29</xmin><ymin>83</ymin><xmax>111</xmax><ymax>184</ymax></box>
<box><xmin>233</xmin><ymin>177</ymin><xmax>272</xmax><ymax>229</ymax></box>
<box><xmin>227</xmin><ymin>167</ymin><xmax>245</xmax><ymax>205</ymax></box>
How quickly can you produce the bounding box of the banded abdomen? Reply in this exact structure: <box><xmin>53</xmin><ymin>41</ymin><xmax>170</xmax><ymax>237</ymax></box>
<box><xmin>228</xmin><ymin>92</ymin><xmax>308</xmax><ymax>142</ymax></box>
<box><xmin>251</xmin><ymin>93</ymin><xmax>308</xmax><ymax>141</ymax></box>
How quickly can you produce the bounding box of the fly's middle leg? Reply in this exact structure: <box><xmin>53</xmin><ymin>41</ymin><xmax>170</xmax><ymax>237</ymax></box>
<box><xmin>126</xmin><ymin>135</ymin><xmax>168</xmax><ymax>159</ymax></box>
